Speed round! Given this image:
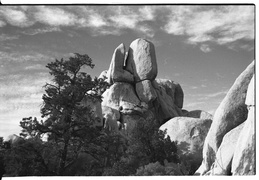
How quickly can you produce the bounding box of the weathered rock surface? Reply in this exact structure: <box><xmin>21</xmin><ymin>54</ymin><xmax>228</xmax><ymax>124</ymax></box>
<box><xmin>152</xmin><ymin>80</ymin><xmax>183</xmax><ymax>124</ymax></box>
<box><xmin>156</xmin><ymin>79</ymin><xmax>184</xmax><ymax>109</ymax></box>
<box><xmin>125</xmin><ymin>38</ymin><xmax>157</xmax><ymax>82</ymax></box>
<box><xmin>211</xmin><ymin>122</ymin><xmax>245</xmax><ymax>175</ymax></box>
<box><xmin>231</xmin><ymin>75</ymin><xmax>255</xmax><ymax>175</ymax></box>
<box><xmin>160</xmin><ymin>117</ymin><xmax>212</xmax><ymax>174</ymax></box>
<box><xmin>102</xmin><ymin>106</ymin><xmax>120</xmax><ymax>132</ymax></box>
<box><xmin>136</xmin><ymin>80</ymin><xmax>157</xmax><ymax>104</ymax></box>
<box><xmin>106</xmin><ymin>43</ymin><xmax>134</xmax><ymax>84</ymax></box>
<box><xmin>183</xmin><ymin>110</ymin><xmax>213</xmax><ymax>120</ymax></box>
<box><xmin>102</xmin><ymin>82</ymin><xmax>141</xmax><ymax>111</ymax></box>
<box><xmin>196</xmin><ymin>60</ymin><xmax>254</xmax><ymax>175</ymax></box>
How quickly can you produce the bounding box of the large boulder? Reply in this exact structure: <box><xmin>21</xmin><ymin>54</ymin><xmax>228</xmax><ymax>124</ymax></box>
<box><xmin>196</xmin><ymin>60</ymin><xmax>254</xmax><ymax>175</ymax></box>
<box><xmin>152</xmin><ymin>80</ymin><xmax>183</xmax><ymax>124</ymax></box>
<box><xmin>231</xmin><ymin>75</ymin><xmax>255</xmax><ymax>175</ymax></box>
<box><xmin>136</xmin><ymin>80</ymin><xmax>157</xmax><ymax>104</ymax></box>
<box><xmin>155</xmin><ymin>79</ymin><xmax>184</xmax><ymax>109</ymax></box>
<box><xmin>211</xmin><ymin>122</ymin><xmax>245</xmax><ymax>175</ymax></box>
<box><xmin>125</xmin><ymin>38</ymin><xmax>157</xmax><ymax>82</ymax></box>
<box><xmin>160</xmin><ymin>117</ymin><xmax>212</xmax><ymax>174</ymax></box>
<box><xmin>183</xmin><ymin>110</ymin><xmax>213</xmax><ymax>120</ymax></box>
<box><xmin>102</xmin><ymin>82</ymin><xmax>141</xmax><ymax>111</ymax></box>
<box><xmin>106</xmin><ymin>43</ymin><xmax>134</xmax><ymax>84</ymax></box>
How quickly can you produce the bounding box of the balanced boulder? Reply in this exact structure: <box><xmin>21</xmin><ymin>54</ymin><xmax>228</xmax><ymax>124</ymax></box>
<box><xmin>125</xmin><ymin>38</ymin><xmax>157</xmax><ymax>82</ymax></box>
<box><xmin>106</xmin><ymin>43</ymin><xmax>134</xmax><ymax>84</ymax></box>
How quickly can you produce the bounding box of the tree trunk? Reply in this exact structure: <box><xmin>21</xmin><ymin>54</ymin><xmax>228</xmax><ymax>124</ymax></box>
<box><xmin>58</xmin><ymin>139</ymin><xmax>69</xmax><ymax>175</ymax></box>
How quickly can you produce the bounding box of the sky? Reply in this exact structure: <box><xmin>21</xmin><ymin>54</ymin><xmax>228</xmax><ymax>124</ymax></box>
<box><xmin>0</xmin><ymin>5</ymin><xmax>255</xmax><ymax>139</ymax></box>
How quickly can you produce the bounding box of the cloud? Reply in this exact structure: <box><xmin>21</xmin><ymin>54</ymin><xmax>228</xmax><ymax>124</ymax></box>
<box><xmin>0</xmin><ymin>34</ymin><xmax>19</xmax><ymax>41</ymax></box>
<box><xmin>201</xmin><ymin>84</ymin><xmax>207</xmax><ymax>88</ymax></box>
<box><xmin>136</xmin><ymin>25</ymin><xmax>155</xmax><ymax>38</ymax></box>
<box><xmin>184</xmin><ymin>101</ymin><xmax>205</xmax><ymax>109</ymax></box>
<box><xmin>190</xmin><ymin>86</ymin><xmax>198</xmax><ymax>90</ymax></box>
<box><xmin>0</xmin><ymin>74</ymin><xmax>47</xmax><ymax>112</ymax></box>
<box><xmin>0</xmin><ymin>51</ymin><xmax>51</xmax><ymax>63</ymax></box>
<box><xmin>198</xmin><ymin>90</ymin><xmax>228</xmax><ymax>101</ymax></box>
<box><xmin>0</xmin><ymin>20</ymin><xmax>6</xmax><ymax>27</ymax></box>
<box><xmin>34</xmin><ymin>6</ymin><xmax>78</xmax><ymax>26</ymax></box>
<box><xmin>24</xmin><ymin>64</ymin><xmax>45</xmax><ymax>70</ymax></box>
<box><xmin>0</xmin><ymin>6</ymin><xmax>33</xmax><ymax>27</ymax></box>
<box><xmin>0</xmin><ymin>5</ymin><xmax>254</xmax><ymax>47</ymax></box>
<box><xmin>22</xmin><ymin>26</ymin><xmax>61</xmax><ymax>35</ymax></box>
<box><xmin>138</xmin><ymin>6</ymin><xmax>156</xmax><ymax>21</ymax></box>
<box><xmin>163</xmin><ymin>6</ymin><xmax>254</xmax><ymax>50</ymax></box>
<box><xmin>200</xmin><ymin>44</ymin><xmax>211</xmax><ymax>53</ymax></box>
<box><xmin>88</xmin><ymin>14</ymin><xmax>107</xmax><ymax>28</ymax></box>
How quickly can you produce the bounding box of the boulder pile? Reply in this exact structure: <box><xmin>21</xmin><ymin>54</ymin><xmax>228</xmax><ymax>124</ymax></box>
<box><xmin>98</xmin><ymin>38</ymin><xmax>213</xmax><ymax>173</ymax></box>
<box><xmin>99</xmin><ymin>38</ymin><xmax>185</xmax><ymax>133</ymax></box>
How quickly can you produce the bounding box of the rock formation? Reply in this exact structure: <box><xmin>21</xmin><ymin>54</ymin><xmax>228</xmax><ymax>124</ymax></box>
<box><xmin>182</xmin><ymin>110</ymin><xmax>213</xmax><ymax>120</ymax></box>
<box><xmin>231</xmin><ymin>75</ymin><xmax>255</xmax><ymax>175</ymax></box>
<box><xmin>196</xmin><ymin>60</ymin><xmax>255</xmax><ymax>175</ymax></box>
<box><xmin>211</xmin><ymin>122</ymin><xmax>245</xmax><ymax>175</ymax></box>
<box><xmin>99</xmin><ymin>38</ymin><xmax>183</xmax><ymax>134</ymax></box>
<box><xmin>97</xmin><ymin>38</ymin><xmax>255</xmax><ymax>176</ymax></box>
<box><xmin>125</xmin><ymin>38</ymin><xmax>157</xmax><ymax>82</ymax></box>
<box><xmin>106</xmin><ymin>43</ymin><xmax>134</xmax><ymax>84</ymax></box>
<box><xmin>160</xmin><ymin>117</ymin><xmax>212</xmax><ymax>174</ymax></box>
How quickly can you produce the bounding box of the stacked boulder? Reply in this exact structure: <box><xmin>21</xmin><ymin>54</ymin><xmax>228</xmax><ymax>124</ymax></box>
<box><xmin>195</xmin><ymin>60</ymin><xmax>255</xmax><ymax>175</ymax></box>
<box><xmin>100</xmin><ymin>38</ymin><xmax>184</xmax><ymax>134</ymax></box>
<box><xmin>98</xmin><ymin>38</ymin><xmax>214</xmax><ymax>174</ymax></box>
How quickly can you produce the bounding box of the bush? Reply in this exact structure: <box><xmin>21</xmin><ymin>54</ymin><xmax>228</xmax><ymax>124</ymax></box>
<box><xmin>136</xmin><ymin>161</ymin><xmax>189</xmax><ymax>176</ymax></box>
<box><xmin>136</xmin><ymin>162</ymin><xmax>166</xmax><ymax>175</ymax></box>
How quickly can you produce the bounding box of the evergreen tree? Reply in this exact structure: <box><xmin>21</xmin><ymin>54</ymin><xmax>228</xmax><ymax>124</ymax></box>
<box><xmin>19</xmin><ymin>53</ymin><xmax>109</xmax><ymax>175</ymax></box>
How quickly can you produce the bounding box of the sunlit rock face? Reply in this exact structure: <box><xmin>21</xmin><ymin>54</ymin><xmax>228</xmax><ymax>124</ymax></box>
<box><xmin>125</xmin><ymin>38</ymin><xmax>158</xmax><ymax>82</ymax></box>
<box><xmin>195</xmin><ymin>61</ymin><xmax>254</xmax><ymax>176</ymax></box>
<box><xmin>160</xmin><ymin>117</ymin><xmax>212</xmax><ymax>174</ymax></box>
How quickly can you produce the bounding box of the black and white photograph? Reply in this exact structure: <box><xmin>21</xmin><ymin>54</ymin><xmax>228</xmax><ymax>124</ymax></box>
<box><xmin>0</xmin><ymin>1</ymin><xmax>255</xmax><ymax>178</ymax></box>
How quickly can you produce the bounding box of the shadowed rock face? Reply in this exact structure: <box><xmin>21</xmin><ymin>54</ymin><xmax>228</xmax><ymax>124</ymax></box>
<box><xmin>160</xmin><ymin>117</ymin><xmax>212</xmax><ymax>174</ymax></box>
<box><xmin>155</xmin><ymin>79</ymin><xmax>184</xmax><ymax>109</ymax></box>
<box><xmin>183</xmin><ymin>110</ymin><xmax>213</xmax><ymax>120</ymax></box>
<box><xmin>196</xmin><ymin>60</ymin><xmax>254</xmax><ymax>175</ymax></box>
